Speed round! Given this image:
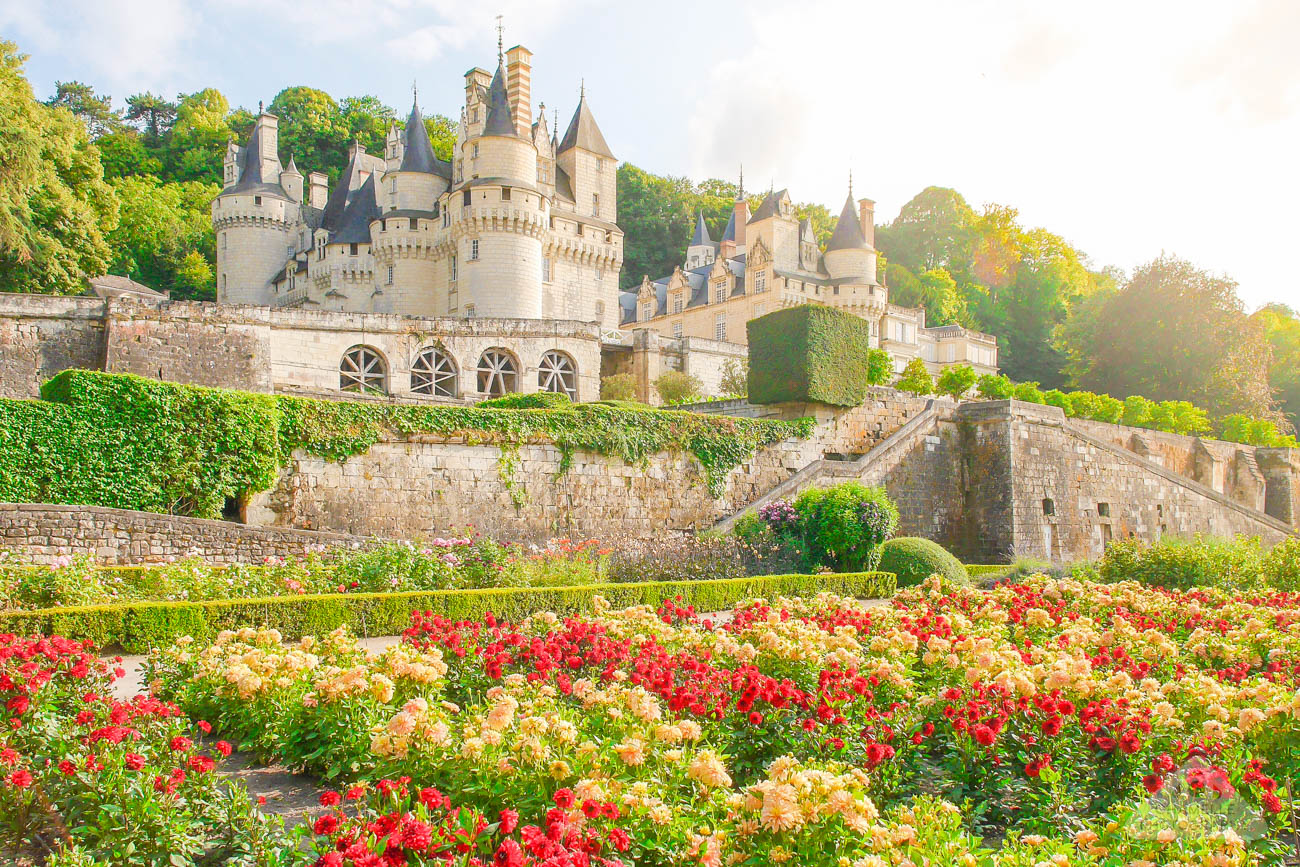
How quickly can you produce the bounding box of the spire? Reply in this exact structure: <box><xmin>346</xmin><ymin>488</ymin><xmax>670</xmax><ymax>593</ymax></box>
<box><xmin>482</xmin><ymin>62</ymin><xmax>516</xmax><ymax>137</ymax></box>
<box><xmin>496</xmin><ymin>14</ymin><xmax>504</xmax><ymax>63</ymax></box>
<box><xmin>285</xmin><ymin>154</ymin><xmax>300</xmax><ymax>175</ymax></box>
<box><xmin>558</xmin><ymin>88</ymin><xmax>613</xmax><ymax>158</ymax></box>
<box><xmin>825</xmin><ymin>193</ymin><xmax>868</xmax><ymax>252</ymax></box>
<box><xmin>738</xmin><ymin>164</ymin><xmax>744</xmax><ymax>201</ymax></box>
<box><xmin>400</xmin><ymin>96</ymin><xmax>439</xmax><ymax>173</ymax></box>
<box><xmin>689</xmin><ymin>212</ymin><xmax>713</xmax><ymax>247</ymax></box>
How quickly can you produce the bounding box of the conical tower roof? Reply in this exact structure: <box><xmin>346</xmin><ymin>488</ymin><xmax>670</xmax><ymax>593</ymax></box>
<box><xmin>483</xmin><ymin>63</ymin><xmax>517</xmax><ymax>137</ymax></box>
<box><xmin>689</xmin><ymin>212</ymin><xmax>713</xmax><ymax>246</ymax></box>
<box><xmin>400</xmin><ymin>98</ymin><xmax>439</xmax><ymax>173</ymax></box>
<box><xmin>720</xmin><ymin>209</ymin><xmax>737</xmax><ymax>243</ymax></box>
<box><xmin>558</xmin><ymin>92</ymin><xmax>613</xmax><ymax>158</ymax></box>
<box><xmin>825</xmin><ymin>194</ymin><xmax>868</xmax><ymax>252</ymax></box>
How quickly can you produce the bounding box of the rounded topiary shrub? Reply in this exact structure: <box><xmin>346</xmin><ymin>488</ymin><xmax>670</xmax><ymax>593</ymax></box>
<box><xmin>878</xmin><ymin>537</ymin><xmax>968</xmax><ymax>587</ymax></box>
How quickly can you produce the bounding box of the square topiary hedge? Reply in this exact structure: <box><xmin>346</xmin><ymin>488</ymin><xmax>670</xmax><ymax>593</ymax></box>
<box><xmin>747</xmin><ymin>304</ymin><xmax>874</xmax><ymax>406</ymax></box>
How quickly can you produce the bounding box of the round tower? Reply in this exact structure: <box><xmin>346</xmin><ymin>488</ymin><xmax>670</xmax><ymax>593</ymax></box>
<box><xmin>823</xmin><ymin>193</ymin><xmax>877</xmax><ymax>283</ymax></box>
<box><xmin>213</xmin><ymin>112</ymin><xmax>295</xmax><ymax>307</ymax></box>
<box><xmin>454</xmin><ymin>61</ymin><xmax>546</xmax><ymax>319</ymax></box>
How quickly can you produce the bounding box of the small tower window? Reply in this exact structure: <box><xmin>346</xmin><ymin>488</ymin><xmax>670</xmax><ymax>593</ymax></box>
<box><xmin>472</xmin><ymin>143</ymin><xmax>479</xmax><ymax>159</ymax></box>
<box><xmin>1097</xmin><ymin>502</ymin><xmax>1111</xmax><ymax>518</ymax></box>
<box><xmin>465</xmin><ymin>304</ymin><xmax>476</xmax><ymax>317</ymax></box>
<box><xmin>592</xmin><ymin>193</ymin><xmax>600</xmax><ymax>217</ymax></box>
<box><xmin>386</xmin><ymin>266</ymin><xmax>394</xmax><ymax>285</ymax></box>
<box><xmin>596</xmin><ymin>158</ymin><xmax>604</xmax><ymax>173</ymax></box>
<box><xmin>542</xmin><ymin>257</ymin><xmax>552</xmax><ymax>283</ymax></box>
<box><xmin>349</xmin><ymin>243</ymin><xmax>358</xmax><ymax>256</ymax></box>
<box><xmin>462</xmin><ymin>189</ymin><xmax>471</xmax><ymax>206</ymax></box>
<box><xmin>1042</xmin><ymin>498</ymin><xmax>1055</xmax><ymax>516</ymax></box>
<box><xmin>501</xmin><ymin>186</ymin><xmax>511</xmax><ymax>201</ymax></box>
<box><xmin>470</xmin><ymin>239</ymin><xmax>480</xmax><ymax>261</ymax></box>
<box><xmin>450</xmin><ymin>255</ymin><xmax>458</xmax><ymax>281</ymax></box>
<box><xmin>254</xmin><ymin>195</ymin><xmax>262</xmax><ymax>205</ymax></box>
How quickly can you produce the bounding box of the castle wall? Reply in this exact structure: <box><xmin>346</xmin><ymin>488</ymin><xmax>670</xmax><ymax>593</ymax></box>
<box><xmin>252</xmin><ymin>437</ymin><xmax>815</xmax><ymax>541</ymax></box>
<box><xmin>0</xmin><ymin>502</ymin><xmax>367</xmax><ymax>565</ymax></box>
<box><xmin>0</xmin><ymin>295</ymin><xmax>107</xmax><ymax>399</ymax></box>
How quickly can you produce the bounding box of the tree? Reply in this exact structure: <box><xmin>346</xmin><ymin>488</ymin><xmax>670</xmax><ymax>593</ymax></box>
<box><xmin>1059</xmin><ymin>255</ymin><xmax>1278</xmax><ymax>423</ymax></box>
<box><xmin>96</xmin><ymin>131</ymin><xmax>163</xmax><ymax>179</ymax></box>
<box><xmin>106</xmin><ymin>175</ymin><xmax>218</xmax><ymax>300</ymax></box>
<box><xmin>865</xmin><ymin>349</ymin><xmax>893</xmax><ymax>386</ymax></box>
<box><xmin>124</xmin><ymin>92</ymin><xmax>177</xmax><ymax>146</ymax></box>
<box><xmin>0</xmin><ymin>44</ymin><xmax>117</xmax><ymax>294</ymax></box>
<box><xmin>45</xmin><ymin>80</ymin><xmax>120</xmax><ymax>138</ymax></box>
<box><xmin>720</xmin><ymin>359</ymin><xmax>747</xmax><ymax>397</ymax></box>
<box><xmin>653</xmin><ymin>370</ymin><xmax>701</xmax><ymax>404</ymax></box>
<box><xmin>875</xmin><ymin>186</ymin><xmax>977</xmax><ymax>278</ymax></box>
<box><xmin>422</xmin><ymin>113</ymin><xmax>457</xmax><ymax>162</ymax></box>
<box><xmin>167</xmin><ymin>88</ymin><xmax>248</xmax><ymax>184</ymax></box>
<box><xmin>887</xmin><ymin>265</ymin><xmax>970</xmax><ymax>327</ymax></box>
<box><xmin>1254</xmin><ymin>304</ymin><xmax>1300</xmax><ymax>432</ymax></box>
<box><xmin>894</xmin><ymin>358</ymin><xmax>933</xmax><ymax>395</ymax></box>
<box><xmin>1012</xmin><ymin>381</ymin><xmax>1045</xmax><ymax>403</ymax></box>
<box><xmin>977</xmin><ymin>374</ymin><xmax>1014</xmax><ymax>400</ymax></box>
<box><xmin>936</xmin><ymin>364</ymin><xmax>977</xmax><ymax>400</ymax></box>
<box><xmin>268</xmin><ymin>87</ymin><xmax>347</xmax><ymax>180</ymax></box>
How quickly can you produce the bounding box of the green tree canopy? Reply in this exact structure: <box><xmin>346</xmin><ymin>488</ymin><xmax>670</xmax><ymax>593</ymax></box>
<box><xmin>45</xmin><ymin>80</ymin><xmax>120</xmax><ymax>138</ymax></box>
<box><xmin>107</xmin><ymin>175</ymin><xmax>218</xmax><ymax>300</ymax></box>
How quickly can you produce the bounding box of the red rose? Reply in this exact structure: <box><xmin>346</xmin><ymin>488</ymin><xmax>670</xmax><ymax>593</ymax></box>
<box><xmin>1142</xmin><ymin>774</ymin><xmax>1164</xmax><ymax>794</ymax></box>
<box><xmin>124</xmin><ymin>753</ymin><xmax>146</xmax><ymax>770</ymax></box>
<box><xmin>188</xmin><ymin>755</ymin><xmax>215</xmax><ymax>773</ymax></box>
<box><xmin>498</xmin><ymin>808</ymin><xmax>519</xmax><ymax>835</ymax></box>
<box><xmin>214</xmin><ymin>741</ymin><xmax>233</xmax><ymax>757</ymax></box>
<box><xmin>320</xmin><ymin>790</ymin><xmax>342</xmax><ymax>807</ymax></box>
<box><xmin>1040</xmin><ymin>715</ymin><xmax>1063</xmax><ymax>737</ymax></box>
<box><xmin>314</xmin><ymin>814</ymin><xmax>340</xmax><ymax>836</ymax></box>
<box><xmin>608</xmin><ymin>828</ymin><xmax>631</xmax><ymax>852</ymax></box>
<box><xmin>58</xmin><ymin>760</ymin><xmax>76</xmax><ymax>776</ymax></box>
<box><xmin>8</xmin><ymin>769</ymin><xmax>33</xmax><ymax>788</ymax></box>
<box><xmin>169</xmin><ymin>736</ymin><xmax>192</xmax><ymax>752</ymax></box>
<box><xmin>553</xmin><ymin>788</ymin><xmax>574</xmax><ymax>809</ymax></box>
<box><xmin>400</xmin><ymin>818</ymin><xmax>433</xmax><ymax>851</ymax></box>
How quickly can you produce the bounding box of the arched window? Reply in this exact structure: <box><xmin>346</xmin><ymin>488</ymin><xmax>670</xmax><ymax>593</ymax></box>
<box><xmin>476</xmin><ymin>348</ymin><xmax>518</xmax><ymax>396</ymax></box>
<box><xmin>538</xmin><ymin>351</ymin><xmax>577</xmax><ymax>399</ymax></box>
<box><xmin>411</xmin><ymin>347</ymin><xmax>458</xmax><ymax>397</ymax></box>
<box><xmin>340</xmin><ymin>345</ymin><xmax>387</xmax><ymax>394</ymax></box>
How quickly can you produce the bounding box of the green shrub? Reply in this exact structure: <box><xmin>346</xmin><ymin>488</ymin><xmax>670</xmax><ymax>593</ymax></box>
<box><xmin>1121</xmin><ymin>395</ymin><xmax>1154</xmax><ymax>428</ymax></box>
<box><xmin>1043</xmin><ymin>390</ymin><xmax>1073</xmax><ymax>415</ymax></box>
<box><xmin>747</xmin><ymin>305</ymin><xmax>876</xmax><ymax>406</ymax></box>
<box><xmin>599</xmin><ymin>373</ymin><xmax>639</xmax><ymax>402</ymax></box>
<box><xmin>894</xmin><ymin>358</ymin><xmax>933</xmax><ymax>396</ymax></box>
<box><xmin>0</xmin><ymin>572</ymin><xmax>897</xmax><ymax>652</ymax></box>
<box><xmin>1220</xmin><ymin>414</ymin><xmax>1299</xmax><ymax>448</ymax></box>
<box><xmin>878</xmin><ymin>537</ymin><xmax>968</xmax><ymax>587</ymax></box>
<box><xmin>793</xmin><ymin>483</ymin><xmax>899</xmax><ymax>572</ymax></box>
<box><xmin>976</xmin><ymin>374</ymin><xmax>1014</xmax><ymax>400</ymax></box>
<box><xmin>1263</xmin><ymin>537</ymin><xmax>1300</xmax><ymax>591</ymax></box>
<box><xmin>1097</xmin><ymin>536</ymin><xmax>1267</xmax><ymax>591</ymax></box>
<box><xmin>653</xmin><ymin>370</ymin><xmax>703</xmax><ymax>405</ymax></box>
<box><xmin>865</xmin><ymin>349</ymin><xmax>893</xmax><ymax>387</ymax></box>
<box><xmin>476</xmin><ymin>392</ymin><xmax>573</xmax><ymax>410</ymax></box>
<box><xmin>935</xmin><ymin>364</ymin><xmax>976</xmax><ymax>400</ymax></box>
<box><xmin>1011</xmin><ymin>381</ymin><xmax>1044</xmax><ymax>404</ymax></box>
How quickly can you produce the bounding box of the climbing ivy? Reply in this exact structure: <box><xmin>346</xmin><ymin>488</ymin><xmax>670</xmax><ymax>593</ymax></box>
<box><xmin>0</xmin><ymin>371</ymin><xmax>814</xmax><ymax>517</ymax></box>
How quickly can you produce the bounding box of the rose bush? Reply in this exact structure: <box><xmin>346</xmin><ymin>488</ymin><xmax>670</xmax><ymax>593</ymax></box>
<box><xmin>140</xmin><ymin>576</ymin><xmax>1300</xmax><ymax>865</ymax></box>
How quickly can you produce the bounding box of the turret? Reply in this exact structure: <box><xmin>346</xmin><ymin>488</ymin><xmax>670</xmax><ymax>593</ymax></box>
<box><xmin>211</xmin><ymin>110</ymin><xmax>294</xmax><ymax>306</ymax></box>
<box><xmin>556</xmin><ymin>87</ymin><xmax>615</xmax><ymax>221</ymax></box>
<box><xmin>281</xmin><ymin>155</ymin><xmax>303</xmax><ymax>203</ymax></box>
<box><xmin>823</xmin><ymin>193</ymin><xmax>877</xmax><ymax>282</ymax></box>
<box><xmin>686</xmin><ymin>212</ymin><xmax>716</xmax><ymax>269</ymax></box>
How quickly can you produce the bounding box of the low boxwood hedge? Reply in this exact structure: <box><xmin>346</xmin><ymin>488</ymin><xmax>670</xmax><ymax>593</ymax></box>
<box><xmin>0</xmin><ymin>572</ymin><xmax>895</xmax><ymax>652</ymax></box>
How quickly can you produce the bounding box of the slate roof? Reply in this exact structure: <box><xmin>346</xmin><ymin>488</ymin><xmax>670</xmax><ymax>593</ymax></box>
<box><xmin>483</xmin><ymin>64</ymin><xmax>517</xmax><ymax>137</ymax></box>
<box><xmin>747</xmin><ymin>189</ymin><xmax>788</xmax><ymax>223</ymax></box>
<box><xmin>330</xmin><ymin>174</ymin><xmax>380</xmax><ymax>244</ymax></box>
<box><xmin>720</xmin><ymin>209</ymin><xmax>737</xmax><ymax>243</ymax></box>
<box><xmin>227</xmin><ymin>122</ymin><xmax>290</xmax><ymax>199</ymax></box>
<box><xmin>554</xmin><ymin>165</ymin><xmax>576</xmax><ymax>203</ymax></box>
<box><xmin>400</xmin><ymin>99</ymin><xmax>451</xmax><ymax>179</ymax></box>
<box><xmin>826</xmin><ymin>194</ymin><xmax>868</xmax><ymax>251</ymax></box>
<box><xmin>689</xmin><ymin>212</ymin><xmax>714</xmax><ymax>247</ymax></box>
<box><xmin>558</xmin><ymin>95</ymin><xmax>614</xmax><ymax>158</ymax></box>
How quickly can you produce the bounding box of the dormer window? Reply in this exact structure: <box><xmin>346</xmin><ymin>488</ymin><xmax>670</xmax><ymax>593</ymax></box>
<box><xmin>713</xmin><ymin>280</ymin><xmax>727</xmax><ymax>304</ymax></box>
<box><xmin>639</xmin><ymin>302</ymin><xmax>651</xmax><ymax>321</ymax></box>
<box><xmin>672</xmin><ymin>295</ymin><xmax>683</xmax><ymax>314</ymax></box>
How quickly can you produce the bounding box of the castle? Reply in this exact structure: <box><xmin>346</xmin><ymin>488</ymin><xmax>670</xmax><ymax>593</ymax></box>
<box><xmin>623</xmin><ymin>188</ymin><xmax>999</xmax><ymax>377</ymax></box>
<box><xmin>213</xmin><ymin>43</ymin><xmax>623</xmax><ymax>331</ymax></box>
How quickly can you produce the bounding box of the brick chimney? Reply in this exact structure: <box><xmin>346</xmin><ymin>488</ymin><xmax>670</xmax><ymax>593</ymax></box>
<box><xmin>506</xmin><ymin>45</ymin><xmax>533</xmax><ymax>137</ymax></box>
<box><xmin>307</xmin><ymin>172</ymin><xmax>328</xmax><ymax>209</ymax></box>
<box><xmin>858</xmin><ymin>198</ymin><xmax>875</xmax><ymax>247</ymax></box>
<box><xmin>733</xmin><ymin>198</ymin><xmax>749</xmax><ymax>251</ymax></box>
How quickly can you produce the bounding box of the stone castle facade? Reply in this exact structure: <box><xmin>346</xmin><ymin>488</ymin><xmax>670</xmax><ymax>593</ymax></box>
<box><xmin>623</xmin><ymin>188</ymin><xmax>999</xmax><ymax>377</ymax></box>
<box><xmin>214</xmin><ymin>44</ymin><xmax>623</xmax><ymax>332</ymax></box>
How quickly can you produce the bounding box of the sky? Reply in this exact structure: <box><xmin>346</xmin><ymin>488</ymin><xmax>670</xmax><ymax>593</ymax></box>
<box><xmin>3</xmin><ymin>0</ymin><xmax>1298</xmax><ymax>310</ymax></box>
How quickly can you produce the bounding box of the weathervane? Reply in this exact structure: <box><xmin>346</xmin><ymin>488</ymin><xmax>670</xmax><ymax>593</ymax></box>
<box><xmin>739</xmin><ymin>164</ymin><xmax>744</xmax><ymax>199</ymax></box>
<box><xmin>580</xmin><ymin>78</ymin><xmax>585</xmax><ymax>99</ymax></box>
<box><xmin>496</xmin><ymin>14</ymin><xmax>504</xmax><ymax>63</ymax></box>
<box><xmin>848</xmin><ymin>168</ymin><xmax>853</xmax><ymax>196</ymax></box>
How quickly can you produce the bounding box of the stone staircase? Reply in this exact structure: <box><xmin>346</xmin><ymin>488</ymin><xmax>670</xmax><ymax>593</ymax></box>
<box><xmin>714</xmin><ymin>400</ymin><xmax>944</xmax><ymax>532</ymax></box>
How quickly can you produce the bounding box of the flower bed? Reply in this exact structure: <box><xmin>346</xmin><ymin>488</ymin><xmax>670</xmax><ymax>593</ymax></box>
<box><xmin>141</xmin><ymin>577</ymin><xmax>1300</xmax><ymax>865</ymax></box>
<box><xmin>0</xmin><ymin>572</ymin><xmax>896</xmax><ymax>653</ymax></box>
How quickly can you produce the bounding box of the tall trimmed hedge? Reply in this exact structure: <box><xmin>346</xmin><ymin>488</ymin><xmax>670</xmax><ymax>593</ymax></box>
<box><xmin>0</xmin><ymin>371</ymin><xmax>813</xmax><ymax>517</ymax></box>
<box><xmin>1</xmin><ymin>371</ymin><xmax>280</xmax><ymax>518</ymax></box>
<box><xmin>747</xmin><ymin>304</ymin><xmax>875</xmax><ymax>406</ymax></box>
<box><xmin>0</xmin><ymin>572</ymin><xmax>896</xmax><ymax>652</ymax></box>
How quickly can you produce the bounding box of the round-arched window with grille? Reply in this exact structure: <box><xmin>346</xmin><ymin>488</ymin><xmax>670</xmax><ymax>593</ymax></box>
<box><xmin>538</xmin><ymin>350</ymin><xmax>577</xmax><ymax>399</ymax></box>
<box><xmin>340</xmin><ymin>345</ymin><xmax>387</xmax><ymax>394</ymax></box>
<box><xmin>476</xmin><ymin>348</ymin><xmax>518</xmax><ymax>396</ymax></box>
<box><xmin>411</xmin><ymin>346</ymin><xmax>458</xmax><ymax>397</ymax></box>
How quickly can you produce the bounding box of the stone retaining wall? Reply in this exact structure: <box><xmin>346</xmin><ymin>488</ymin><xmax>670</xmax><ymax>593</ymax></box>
<box><xmin>0</xmin><ymin>503</ymin><xmax>368</xmax><ymax>565</ymax></box>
